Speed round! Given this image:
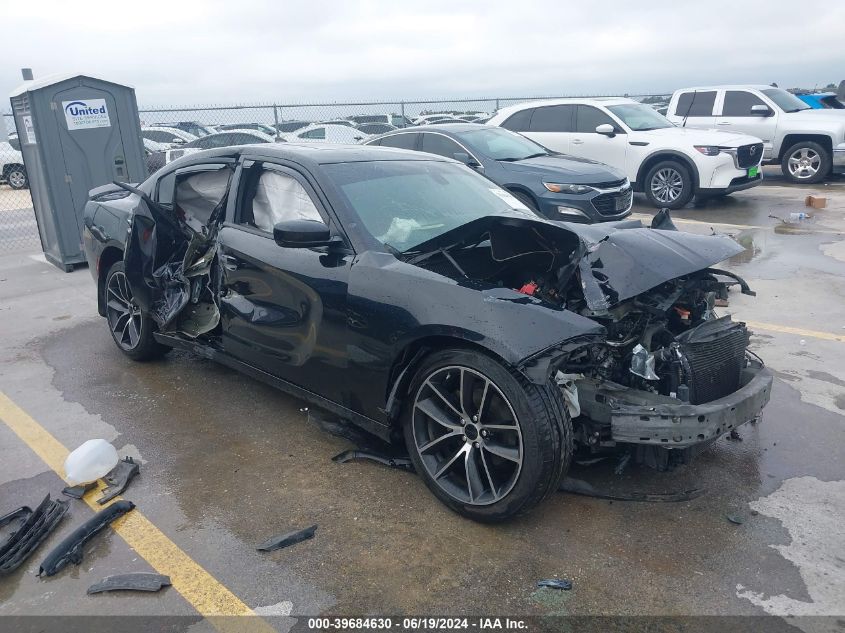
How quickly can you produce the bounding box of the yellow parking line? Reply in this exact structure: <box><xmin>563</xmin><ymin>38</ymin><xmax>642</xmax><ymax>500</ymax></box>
<box><xmin>745</xmin><ymin>321</ymin><xmax>845</xmax><ymax>343</ymax></box>
<box><xmin>0</xmin><ymin>391</ymin><xmax>275</xmax><ymax>633</ymax></box>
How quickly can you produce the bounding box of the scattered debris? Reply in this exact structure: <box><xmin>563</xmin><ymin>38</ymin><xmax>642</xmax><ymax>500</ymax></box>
<box><xmin>560</xmin><ymin>477</ymin><xmax>705</xmax><ymax>502</ymax></box>
<box><xmin>805</xmin><ymin>195</ymin><xmax>826</xmax><ymax>209</ymax></box>
<box><xmin>726</xmin><ymin>514</ymin><xmax>745</xmax><ymax>525</ymax></box>
<box><xmin>257</xmin><ymin>525</ymin><xmax>318</xmax><ymax>552</ymax></box>
<box><xmin>98</xmin><ymin>457</ymin><xmax>140</xmax><ymax>505</ymax></box>
<box><xmin>62</xmin><ymin>482</ymin><xmax>97</xmax><ymax>499</ymax></box>
<box><xmin>728</xmin><ymin>429</ymin><xmax>743</xmax><ymax>441</ymax></box>
<box><xmin>332</xmin><ymin>449</ymin><xmax>415</xmax><ymax>473</ymax></box>
<box><xmin>87</xmin><ymin>573</ymin><xmax>171</xmax><ymax>594</ymax></box>
<box><xmin>537</xmin><ymin>579</ymin><xmax>572</xmax><ymax>591</ymax></box>
<box><xmin>0</xmin><ymin>495</ymin><xmax>69</xmax><ymax>575</ymax></box>
<box><xmin>613</xmin><ymin>453</ymin><xmax>631</xmax><ymax>476</ymax></box>
<box><xmin>38</xmin><ymin>500</ymin><xmax>135</xmax><ymax>577</ymax></box>
<box><xmin>64</xmin><ymin>439</ymin><xmax>119</xmax><ymax>486</ymax></box>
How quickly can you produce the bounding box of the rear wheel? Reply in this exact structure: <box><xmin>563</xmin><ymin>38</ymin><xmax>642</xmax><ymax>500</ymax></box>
<box><xmin>644</xmin><ymin>160</ymin><xmax>693</xmax><ymax>209</ymax></box>
<box><xmin>6</xmin><ymin>166</ymin><xmax>28</xmax><ymax>190</ymax></box>
<box><xmin>104</xmin><ymin>262</ymin><xmax>170</xmax><ymax>361</ymax></box>
<box><xmin>403</xmin><ymin>349</ymin><xmax>571</xmax><ymax>522</ymax></box>
<box><xmin>781</xmin><ymin>141</ymin><xmax>830</xmax><ymax>184</ymax></box>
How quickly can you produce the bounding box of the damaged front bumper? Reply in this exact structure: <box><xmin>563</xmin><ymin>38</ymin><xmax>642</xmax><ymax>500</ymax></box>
<box><xmin>576</xmin><ymin>360</ymin><xmax>772</xmax><ymax>448</ymax></box>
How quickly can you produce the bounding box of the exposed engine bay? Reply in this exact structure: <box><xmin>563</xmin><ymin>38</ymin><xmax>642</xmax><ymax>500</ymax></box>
<box><xmin>405</xmin><ymin>212</ymin><xmax>771</xmax><ymax>465</ymax></box>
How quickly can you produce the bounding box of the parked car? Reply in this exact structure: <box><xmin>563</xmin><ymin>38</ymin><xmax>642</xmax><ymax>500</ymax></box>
<box><xmin>365</xmin><ymin>123</ymin><xmax>631</xmax><ymax>223</ymax></box>
<box><xmin>413</xmin><ymin>114</ymin><xmax>459</xmax><ymax>125</ymax></box>
<box><xmin>666</xmin><ymin>85</ymin><xmax>845</xmax><ymax>184</ymax></box>
<box><xmin>355</xmin><ymin>122</ymin><xmax>398</xmax><ymax>135</ymax></box>
<box><xmin>0</xmin><ymin>140</ymin><xmax>28</xmax><ymax>189</ymax></box>
<box><xmin>794</xmin><ymin>93</ymin><xmax>844</xmax><ymax>110</ymax></box>
<box><xmin>318</xmin><ymin>119</ymin><xmax>356</xmax><ymax>127</ymax></box>
<box><xmin>286</xmin><ymin>124</ymin><xmax>367</xmax><ymax>143</ymax></box>
<box><xmin>348</xmin><ymin>114</ymin><xmax>412</xmax><ymax>128</ymax></box>
<box><xmin>274</xmin><ymin>120</ymin><xmax>311</xmax><ymax>134</ymax></box>
<box><xmin>216</xmin><ymin>123</ymin><xmax>279</xmax><ymax>136</ymax></box>
<box><xmin>82</xmin><ymin>144</ymin><xmax>771</xmax><ymax>521</ymax></box>
<box><xmin>142</xmin><ymin>137</ymin><xmax>170</xmax><ymax>153</ymax></box>
<box><xmin>151</xmin><ymin>121</ymin><xmax>215</xmax><ymax>137</ymax></box>
<box><xmin>179</xmin><ymin>129</ymin><xmax>280</xmax><ymax>149</ymax></box>
<box><xmin>141</xmin><ymin>126</ymin><xmax>198</xmax><ymax>147</ymax></box>
<box><xmin>489</xmin><ymin>98</ymin><xmax>765</xmax><ymax>209</ymax></box>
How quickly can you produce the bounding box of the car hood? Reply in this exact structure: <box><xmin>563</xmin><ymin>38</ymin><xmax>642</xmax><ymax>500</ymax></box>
<box><xmin>637</xmin><ymin>126</ymin><xmax>762</xmax><ymax>147</ymax></box>
<box><xmin>497</xmin><ymin>154</ymin><xmax>626</xmax><ymax>183</ymax></box>
<box><xmin>406</xmin><ymin>212</ymin><xmax>744</xmax><ymax>312</ymax></box>
<box><xmin>780</xmin><ymin>109</ymin><xmax>845</xmax><ymax>126</ymax></box>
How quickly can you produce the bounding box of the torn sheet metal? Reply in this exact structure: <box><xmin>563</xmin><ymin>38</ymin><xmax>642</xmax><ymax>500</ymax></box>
<box><xmin>629</xmin><ymin>344</ymin><xmax>659</xmax><ymax>381</ymax></box>
<box><xmin>38</xmin><ymin>500</ymin><xmax>135</xmax><ymax>577</ymax></box>
<box><xmin>123</xmin><ymin>165</ymin><xmax>233</xmax><ymax>337</ymax></box>
<box><xmin>87</xmin><ymin>573</ymin><xmax>172</xmax><ymax>594</ymax></box>
<box><xmin>97</xmin><ymin>457</ymin><xmax>140</xmax><ymax>505</ymax></box>
<box><xmin>0</xmin><ymin>495</ymin><xmax>69</xmax><ymax>575</ymax></box>
<box><xmin>62</xmin><ymin>482</ymin><xmax>97</xmax><ymax>499</ymax></box>
<box><xmin>257</xmin><ymin>525</ymin><xmax>318</xmax><ymax>552</ymax></box>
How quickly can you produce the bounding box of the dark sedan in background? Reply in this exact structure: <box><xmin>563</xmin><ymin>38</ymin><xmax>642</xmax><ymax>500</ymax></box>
<box><xmin>365</xmin><ymin>124</ymin><xmax>632</xmax><ymax>223</ymax></box>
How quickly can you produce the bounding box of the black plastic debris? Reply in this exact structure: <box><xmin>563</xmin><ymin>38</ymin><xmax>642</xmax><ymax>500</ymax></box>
<box><xmin>257</xmin><ymin>525</ymin><xmax>317</xmax><ymax>552</ymax></box>
<box><xmin>537</xmin><ymin>579</ymin><xmax>572</xmax><ymax>591</ymax></box>
<box><xmin>87</xmin><ymin>572</ymin><xmax>171</xmax><ymax>594</ymax></box>
<box><xmin>726</xmin><ymin>514</ymin><xmax>745</xmax><ymax>525</ymax></box>
<box><xmin>38</xmin><ymin>500</ymin><xmax>135</xmax><ymax>577</ymax></box>
<box><xmin>62</xmin><ymin>482</ymin><xmax>97</xmax><ymax>499</ymax></box>
<box><xmin>332</xmin><ymin>449</ymin><xmax>415</xmax><ymax>473</ymax></box>
<box><xmin>98</xmin><ymin>457</ymin><xmax>140</xmax><ymax>505</ymax></box>
<box><xmin>559</xmin><ymin>477</ymin><xmax>705</xmax><ymax>503</ymax></box>
<box><xmin>0</xmin><ymin>495</ymin><xmax>69</xmax><ymax>576</ymax></box>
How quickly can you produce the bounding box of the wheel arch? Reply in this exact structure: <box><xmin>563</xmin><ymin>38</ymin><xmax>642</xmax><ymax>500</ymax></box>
<box><xmin>97</xmin><ymin>246</ymin><xmax>125</xmax><ymax>317</ymax></box>
<box><xmin>635</xmin><ymin>151</ymin><xmax>700</xmax><ymax>192</ymax></box>
<box><xmin>503</xmin><ymin>184</ymin><xmax>539</xmax><ymax>206</ymax></box>
<box><xmin>777</xmin><ymin>134</ymin><xmax>833</xmax><ymax>160</ymax></box>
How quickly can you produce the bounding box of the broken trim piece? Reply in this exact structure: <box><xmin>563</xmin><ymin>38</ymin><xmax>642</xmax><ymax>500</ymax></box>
<box><xmin>559</xmin><ymin>477</ymin><xmax>705</xmax><ymax>502</ymax></box>
<box><xmin>332</xmin><ymin>449</ymin><xmax>415</xmax><ymax>473</ymax></box>
<box><xmin>87</xmin><ymin>572</ymin><xmax>172</xmax><ymax>594</ymax></box>
<box><xmin>256</xmin><ymin>525</ymin><xmax>318</xmax><ymax>552</ymax></box>
<box><xmin>0</xmin><ymin>495</ymin><xmax>69</xmax><ymax>576</ymax></box>
<box><xmin>38</xmin><ymin>500</ymin><xmax>135</xmax><ymax>577</ymax></box>
<box><xmin>98</xmin><ymin>457</ymin><xmax>140</xmax><ymax>505</ymax></box>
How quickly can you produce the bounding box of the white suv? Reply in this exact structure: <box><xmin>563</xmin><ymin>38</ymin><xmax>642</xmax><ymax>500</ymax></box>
<box><xmin>666</xmin><ymin>85</ymin><xmax>845</xmax><ymax>184</ymax></box>
<box><xmin>488</xmin><ymin>97</ymin><xmax>764</xmax><ymax>209</ymax></box>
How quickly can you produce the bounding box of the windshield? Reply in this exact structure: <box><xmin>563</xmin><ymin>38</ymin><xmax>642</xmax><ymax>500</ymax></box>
<box><xmin>455</xmin><ymin>127</ymin><xmax>547</xmax><ymax>161</ymax></box>
<box><xmin>761</xmin><ymin>88</ymin><xmax>812</xmax><ymax>113</ymax></box>
<box><xmin>607</xmin><ymin>104</ymin><xmax>674</xmax><ymax>131</ymax></box>
<box><xmin>323</xmin><ymin>160</ymin><xmax>534</xmax><ymax>252</ymax></box>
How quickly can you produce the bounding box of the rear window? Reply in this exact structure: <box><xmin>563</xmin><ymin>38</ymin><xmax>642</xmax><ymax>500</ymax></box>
<box><xmin>674</xmin><ymin>91</ymin><xmax>716</xmax><ymax>117</ymax></box>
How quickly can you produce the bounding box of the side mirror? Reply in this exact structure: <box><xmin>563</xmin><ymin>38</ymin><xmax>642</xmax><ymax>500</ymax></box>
<box><xmin>453</xmin><ymin>152</ymin><xmax>481</xmax><ymax>168</ymax></box>
<box><xmin>273</xmin><ymin>219</ymin><xmax>333</xmax><ymax>248</ymax></box>
<box><xmin>595</xmin><ymin>123</ymin><xmax>616</xmax><ymax>137</ymax></box>
<box><xmin>750</xmin><ymin>104</ymin><xmax>773</xmax><ymax>117</ymax></box>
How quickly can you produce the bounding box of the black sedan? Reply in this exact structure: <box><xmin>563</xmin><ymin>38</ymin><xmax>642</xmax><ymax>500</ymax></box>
<box><xmin>365</xmin><ymin>124</ymin><xmax>632</xmax><ymax>223</ymax></box>
<box><xmin>82</xmin><ymin>144</ymin><xmax>771</xmax><ymax>521</ymax></box>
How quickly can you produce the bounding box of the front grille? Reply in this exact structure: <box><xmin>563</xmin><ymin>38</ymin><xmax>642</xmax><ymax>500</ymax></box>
<box><xmin>589</xmin><ymin>178</ymin><xmax>628</xmax><ymax>189</ymax></box>
<box><xmin>591</xmin><ymin>187</ymin><xmax>632</xmax><ymax>216</ymax></box>
<box><xmin>736</xmin><ymin>143</ymin><xmax>763</xmax><ymax>169</ymax></box>
<box><xmin>678</xmin><ymin>317</ymin><xmax>749</xmax><ymax>404</ymax></box>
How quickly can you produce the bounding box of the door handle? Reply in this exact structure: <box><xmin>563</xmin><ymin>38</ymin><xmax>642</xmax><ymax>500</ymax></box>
<box><xmin>222</xmin><ymin>254</ymin><xmax>239</xmax><ymax>271</ymax></box>
<box><xmin>572</xmin><ymin>139</ymin><xmax>584</xmax><ymax>145</ymax></box>
<box><xmin>717</xmin><ymin>121</ymin><xmax>731</xmax><ymax>125</ymax></box>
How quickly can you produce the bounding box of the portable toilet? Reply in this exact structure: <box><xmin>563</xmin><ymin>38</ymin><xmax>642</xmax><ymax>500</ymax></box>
<box><xmin>9</xmin><ymin>74</ymin><xmax>146</xmax><ymax>271</ymax></box>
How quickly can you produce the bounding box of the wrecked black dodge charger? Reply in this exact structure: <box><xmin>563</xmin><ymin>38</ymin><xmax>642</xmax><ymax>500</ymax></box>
<box><xmin>82</xmin><ymin>144</ymin><xmax>772</xmax><ymax>522</ymax></box>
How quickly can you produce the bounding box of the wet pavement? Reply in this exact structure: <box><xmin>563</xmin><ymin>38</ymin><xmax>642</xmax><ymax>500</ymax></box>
<box><xmin>0</xmin><ymin>175</ymin><xmax>843</xmax><ymax>630</ymax></box>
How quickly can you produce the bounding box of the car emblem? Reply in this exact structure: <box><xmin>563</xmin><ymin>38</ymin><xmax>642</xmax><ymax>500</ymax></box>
<box><xmin>750</xmin><ymin>146</ymin><xmax>757</xmax><ymax>155</ymax></box>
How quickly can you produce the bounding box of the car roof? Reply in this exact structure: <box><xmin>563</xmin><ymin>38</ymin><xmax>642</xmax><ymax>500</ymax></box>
<box><xmin>165</xmin><ymin>143</ymin><xmax>451</xmax><ymax>166</ymax></box>
<box><xmin>674</xmin><ymin>85</ymin><xmax>775</xmax><ymax>92</ymax></box>
<box><xmin>379</xmin><ymin>123</ymin><xmax>486</xmax><ymax>135</ymax></box>
<box><xmin>494</xmin><ymin>97</ymin><xmax>636</xmax><ymax>117</ymax></box>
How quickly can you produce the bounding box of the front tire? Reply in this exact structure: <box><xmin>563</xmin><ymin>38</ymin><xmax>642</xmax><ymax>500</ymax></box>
<box><xmin>644</xmin><ymin>160</ymin><xmax>694</xmax><ymax>209</ymax></box>
<box><xmin>6</xmin><ymin>166</ymin><xmax>28</xmax><ymax>190</ymax></box>
<box><xmin>104</xmin><ymin>261</ymin><xmax>170</xmax><ymax>361</ymax></box>
<box><xmin>403</xmin><ymin>349</ymin><xmax>571</xmax><ymax>522</ymax></box>
<box><xmin>781</xmin><ymin>141</ymin><xmax>830</xmax><ymax>184</ymax></box>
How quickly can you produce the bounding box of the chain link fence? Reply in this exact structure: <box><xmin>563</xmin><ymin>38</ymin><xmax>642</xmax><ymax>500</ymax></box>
<box><xmin>1</xmin><ymin>92</ymin><xmax>671</xmax><ymax>253</ymax></box>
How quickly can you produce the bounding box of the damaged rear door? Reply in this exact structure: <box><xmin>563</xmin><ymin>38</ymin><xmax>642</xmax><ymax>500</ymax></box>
<box><xmin>217</xmin><ymin>159</ymin><xmax>353</xmax><ymax>403</ymax></box>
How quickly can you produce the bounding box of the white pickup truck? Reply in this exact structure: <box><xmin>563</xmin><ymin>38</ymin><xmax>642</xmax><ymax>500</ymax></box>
<box><xmin>666</xmin><ymin>85</ymin><xmax>845</xmax><ymax>184</ymax></box>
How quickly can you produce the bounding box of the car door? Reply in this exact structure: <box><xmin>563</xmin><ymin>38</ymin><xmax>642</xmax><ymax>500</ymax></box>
<box><xmin>716</xmin><ymin>90</ymin><xmax>778</xmax><ymax>156</ymax></box>
<box><xmin>569</xmin><ymin>105</ymin><xmax>628</xmax><ymax>171</ymax></box>
<box><xmin>523</xmin><ymin>104</ymin><xmax>575</xmax><ymax>153</ymax></box>
<box><xmin>217</xmin><ymin>159</ymin><xmax>353</xmax><ymax>403</ymax></box>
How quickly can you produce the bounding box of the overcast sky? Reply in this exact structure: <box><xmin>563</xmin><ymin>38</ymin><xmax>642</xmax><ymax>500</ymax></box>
<box><xmin>2</xmin><ymin>0</ymin><xmax>843</xmax><ymax>108</ymax></box>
